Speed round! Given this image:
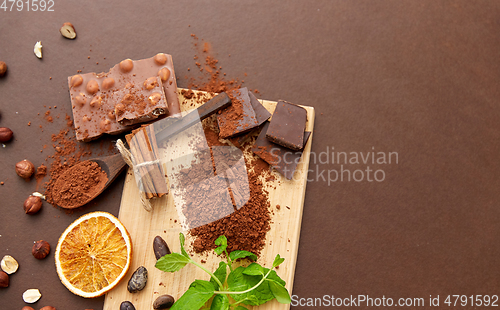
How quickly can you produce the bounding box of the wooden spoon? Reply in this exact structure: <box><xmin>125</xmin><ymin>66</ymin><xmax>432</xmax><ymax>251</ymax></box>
<box><xmin>53</xmin><ymin>153</ymin><xmax>127</xmax><ymax>209</ymax></box>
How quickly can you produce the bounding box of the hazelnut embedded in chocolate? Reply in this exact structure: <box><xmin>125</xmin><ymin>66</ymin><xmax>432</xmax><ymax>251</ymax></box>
<box><xmin>89</xmin><ymin>96</ymin><xmax>102</xmax><ymax>108</ymax></box>
<box><xmin>74</xmin><ymin>93</ymin><xmax>86</xmax><ymax>106</ymax></box>
<box><xmin>119</xmin><ymin>59</ymin><xmax>134</xmax><ymax>72</ymax></box>
<box><xmin>157</xmin><ymin>67</ymin><xmax>170</xmax><ymax>82</ymax></box>
<box><xmin>148</xmin><ymin>93</ymin><xmax>162</xmax><ymax>105</ymax></box>
<box><xmin>70</xmin><ymin>75</ymin><xmax>83</xmax><ymax>88</ymax></box>
<box><xmin>102</xmin><ymin>77</ymin><xmax>115</xmax><ymax>90</ymax></box>
<box><xmin>86</xmin><ymin>80</ymin><xmax>99</xmax><ymax>94</ymax></box>
<box><xmin>143</xmin><ymin>77</ymin><xmax>158</xmax><ymax>90</ymax></box>
<box><xmin>153</xmin><ymin>53</ymin><xmax>167</xmax><ymax>65</ymax></box>
<box><xmin>122</xmin><ymin>94</ymin><xmax>134</xmax><ymax>105</ymax></box>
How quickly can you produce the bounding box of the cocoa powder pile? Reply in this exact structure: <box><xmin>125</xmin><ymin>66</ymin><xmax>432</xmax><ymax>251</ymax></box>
<box><xmin>44</xmin><ymin>128</ymin><xmax>93</xmax><ymax>207</ymax></box>
<box><xmin>51</xmin><ymin>161</ymin><xmax>108</xmax><ymax>209</ymax></box>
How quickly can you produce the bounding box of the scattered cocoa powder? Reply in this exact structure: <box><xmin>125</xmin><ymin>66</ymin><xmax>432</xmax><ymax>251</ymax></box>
<box><xmin>35</xmin><ymin>164</ymin><xmax>47</xmax><ymax>190</ymax></box>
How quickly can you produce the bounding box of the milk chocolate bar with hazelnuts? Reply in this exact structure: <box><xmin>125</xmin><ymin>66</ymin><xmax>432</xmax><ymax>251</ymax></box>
<box><xmin>67</xmin><ymin>53</ymin><xmax>180</xmax><ymax>141</ymax></box>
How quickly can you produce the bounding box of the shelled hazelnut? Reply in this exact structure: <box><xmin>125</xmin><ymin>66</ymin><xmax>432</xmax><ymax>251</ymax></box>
<box><xmin>21</xmin><ymin>306</ymin><xmax>35</xmax><ymax>310</ymax></box>
<box><xmin>15</xmin><ymin>160</ymin><xmax>35</xmax><ymax>178</ymax></box>
<box><xmin>32</xmin><ymin>240</ymin><xmax>50</xmax><ymax>259</ymax></box>
<box><xmin>40</xmin><ymin>306</ymin><xmax>57</xmax><ymax>310</ymax></box>
<box><xmin>24</xmin><ymin>196</ymin><xmax>42</xmax><ymax>214</ymax></box>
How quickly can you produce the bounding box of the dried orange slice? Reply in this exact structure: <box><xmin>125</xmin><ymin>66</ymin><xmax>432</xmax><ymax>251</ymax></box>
<box><xmin>54</xmin><ymin>211</ymin><xmax>132</xmax><ymax>298</ymax></box>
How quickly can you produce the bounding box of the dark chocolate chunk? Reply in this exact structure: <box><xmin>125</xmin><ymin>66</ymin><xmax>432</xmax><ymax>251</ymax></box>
<box><xmin>217</xmin><ymin>87</ymin><xmax>259</xmax><ymax>138</ymax></box>
<box><xmin>228</xmin><ymin>91</ymin><xmax>271</xmax><ymax>147</ymax></box>
<box><xmin>248</xmin><ymin>91</ymin><xmax>271</xmax><ymax>125</ymax></box>
<box><xmin>266</xmin><ymin>100</ymin><xmax>307</xmax><ymax>151</ymax></box>
<box><xmin>253</xmin><ymin>121</ymin><xmax>311</xmax><ymax>180</ymax></box>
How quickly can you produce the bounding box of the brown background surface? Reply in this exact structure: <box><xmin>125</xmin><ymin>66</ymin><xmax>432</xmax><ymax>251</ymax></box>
<box><xmin>1</xmin><ymin>1</ymin><xmax>499</xmax><ymax>309</ymax></box>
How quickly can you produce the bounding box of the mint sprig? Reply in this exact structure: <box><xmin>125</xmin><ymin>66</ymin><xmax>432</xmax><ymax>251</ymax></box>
<box><xmin>155</xmin><ymin>233</ymin><xmax>291</xmax><ymax>310</ymax></box>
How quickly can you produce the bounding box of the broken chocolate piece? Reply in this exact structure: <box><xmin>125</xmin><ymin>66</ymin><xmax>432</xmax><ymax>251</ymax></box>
<box><xmin>229</xmin><ymin>92</ymin><xmax>271</xmax><ymax>148</ymax></box>
<box><xmin>68</xmin><ymin>53</ymin><xmax>180</xmax><ymax>141</ymax></box>
<box><xmin>217</xmin><ymin>87</ymin><xmax>259</xmax><ymax>138</ymax></box>
<box><xmin>248</xmin><ymin>91</ymin><xmax>271</xmax><ymax>125</ymax></box>
<box><xmin>253</xmin><ymin>121</ymin><xmax>311</xmax><ymax>180</ymax></box>
<box><xmin>266</xmin><ymin>100</ymin><xmax>307</xmax><ymax>151</ymax></box>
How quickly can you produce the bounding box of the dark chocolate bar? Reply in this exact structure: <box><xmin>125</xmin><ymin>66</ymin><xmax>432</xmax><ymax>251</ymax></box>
<box><xmin>253</xmin><ymin>121</ymin><xmax>311</xmax><ymax>180</ymax></box>
<box><xmin>266</xmin><ymin>100</ymin><xmax>307</xmax><ymax>151</ymax></box>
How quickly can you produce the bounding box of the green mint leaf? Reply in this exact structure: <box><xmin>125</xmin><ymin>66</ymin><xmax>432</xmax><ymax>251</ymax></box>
<box><xmin>242</xmin><ymin>263</ymin><xmax>264</xmax><ymax>276</ymax></box>
<box><xmin>214</xmin><ymin>235</ymin><xmax>227</xmax><ymax>255</ymax></box>
<box><xmin>210</xmin><ymin>261</ymin><xmax>227</xmax><ymax>290</ymax></box>
<box><xmin>267</xmin><ymin>279</ymin><xmax>291</xmax><ymax>304</ymax></box>
<box><xmin>170</xmin><ymin>280</ymin><xmax>215</xmax><ymax>310</ymax></box>
<box><xmin>272</xmin><ymin>254</ymin><xmax>285</xmax><ymax>268</ymax></box>
<box><xmin>179</xmin><ymin>233</ymin><xmax>190</xmax><ymax>258</ymax></box>
<box><xmin>155</xmin><ymin>253</ymin><xmax>190</xmax><ymax>272</ymax></box>
<box><xmin>227</xmin><ymin>266</ymin><xmax>274</xmax><ymax>306</ymax></box>
<box><xmin>233</xmin><ymin>307</ymin><xmax>249</xmax><ymax>310</ymax></box>
<box><xmin>229</xmin><ymin>250</ymin><xmax>257</xmax><ymax>262</ymax></box>
<box><xmin>210</xmin><ymin>294</ymin><xmax>229</xmax><ymax>310</ymax></box>
<box><xmin>267</xmin><ymin>269</ymin><xmax>286</xmax><ymax>286</ymax></box>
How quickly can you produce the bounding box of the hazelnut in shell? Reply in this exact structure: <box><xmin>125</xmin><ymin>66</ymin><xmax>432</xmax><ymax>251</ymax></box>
<box><xmin>0</xmin><ymin>270</ymin><xmax>9</xmax><ymax>288</ymax></box>
<box><xmin>0</xmin><ymin>127</ymin><xmax>13</xmax><ymax>143</ymax></box>
<box><xmin>0</xmin><ymin>61</ymin><xmax>7</xmax><ymax>77</ymax></box>
<box><xmin>15</xmin><ymin>159</ymin><xmax>35</xmax><ymax>179</ymax></box>
<box><xmin>24</xmin><ymin>196</ymin><xmax>42</xmax><ymax>214</ymax></box>
<box><xmin>32</xmin><ymin>240</ymin><xmax>50</xmax><ymax>259</ymax></box>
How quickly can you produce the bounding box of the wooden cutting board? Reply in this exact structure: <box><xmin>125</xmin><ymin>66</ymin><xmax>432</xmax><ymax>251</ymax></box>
<box><xmin>103</xmin><ymin>91</ymin><xmax>315</xmax><ymax>310</ymax></box>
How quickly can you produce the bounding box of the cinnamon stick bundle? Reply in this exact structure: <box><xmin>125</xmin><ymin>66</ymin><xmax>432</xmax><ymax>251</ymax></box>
<box><xmin>126</xmin><ymin>125</ymin><xmax>168</xmax><ymax>199</ymax></box>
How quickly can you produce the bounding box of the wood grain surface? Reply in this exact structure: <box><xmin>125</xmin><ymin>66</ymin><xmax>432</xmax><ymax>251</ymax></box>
<box><xmin>103</xmin><ymin>91</ymin><xmax>315</xmax><ymax>310</ymax></box>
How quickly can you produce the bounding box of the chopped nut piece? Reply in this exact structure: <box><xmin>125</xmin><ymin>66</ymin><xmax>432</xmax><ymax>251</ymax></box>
<box><xmin>1</xmin><ymin>255</ymin><xmax>19</xmax><ymax>274</ymax></box>
<box><xmin>60</xmin><ymin>22</ymin><xmax>77</xmax><ymax>39</ymax></box>
<box><xmin>22</xmin><ymin>288</ymin><xmax>42</xmax><ymax>303</ymax></box>
<box><xmin>34</xmin><ymin>41</ymin><xmax>43</xmax><ymax>59</ymax></box>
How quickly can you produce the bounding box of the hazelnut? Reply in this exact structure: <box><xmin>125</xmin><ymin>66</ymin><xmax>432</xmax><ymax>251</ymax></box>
<box><xmin>0</xmin><ymin>61</ymin><xmax>7</xmax><ymax>77</ymax></box>
<box><xmin>22</xmin><ymin>288</ymin><xmax>41</xmax><ymax>303</ymax></box>
<box><xmin>86</xmin><ymin>80</ymin><xmax>99</xmax><ymax>94</ymax></box>
<box><xmin>34</xmin><ymin>41</ymin><xmax>42</xmax><ymax>59</ymax></box>
<box><xmin>119</xmin><ymin>59</ymin><xmax>134</xmax><ymax>73</ymax></box>
<box><xmin>143</xmin><ymin>77</ymin><xmax>158</xmax><ymax>90</ymax></box>
<box><xmin>15</xmin><ymin>159</ymin><xmax>35</xmax><ymax>179</ymax></box>
<box><xmin>0</xmin><ymin>127</ymin><xmax>13</xmax><ymax>142</ymax></box>
<box><xmin>21</xmin><ymin>307</ymin><xmax>35</xmax><ymax>310</ymax></box>
<box><xmin>24</xmin><ymin>196</ymin><xmax>43</xmax><ymax>215</ymax></box>
<box><xmin>40</xmin><ymin>307</ymin><xmax>56</xmax><ymax>310</ymax></box>
<box><xmin>102</xmin><ymin>77</ymin><xmax>115</xmax><ymax>90</ymax></box>
<box><xmin>157</xmin><ymin>67</ymin><xmax>170</xmax><ymax>82</ymax></box>
<box><xmin>153</xmin><ymin>53</ymin><xmax>167</xmax><ymax>65</ymax></box>
<box><xmin>1</xmin><ymin>255</ymin><xmax>19</xmax><ymax>274</ymax></box>
<box><xmin>0</xmin><ymin>270</ymin><xmax>9</xmax><ymax>288</ymax></box>
<box><xmin>32</xmin><ymin>240</ymin><xmax>50</xmax><ymax>259</ymax></box>
<box><xmin>70</xmin><ymin>75</ymin><xmax>83</xmax><ymax>88</ymax></box>
<box><xmin>60</xmin><ymin>22</ymin><xmax>77</xmax><ymax>39</ymax></box>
